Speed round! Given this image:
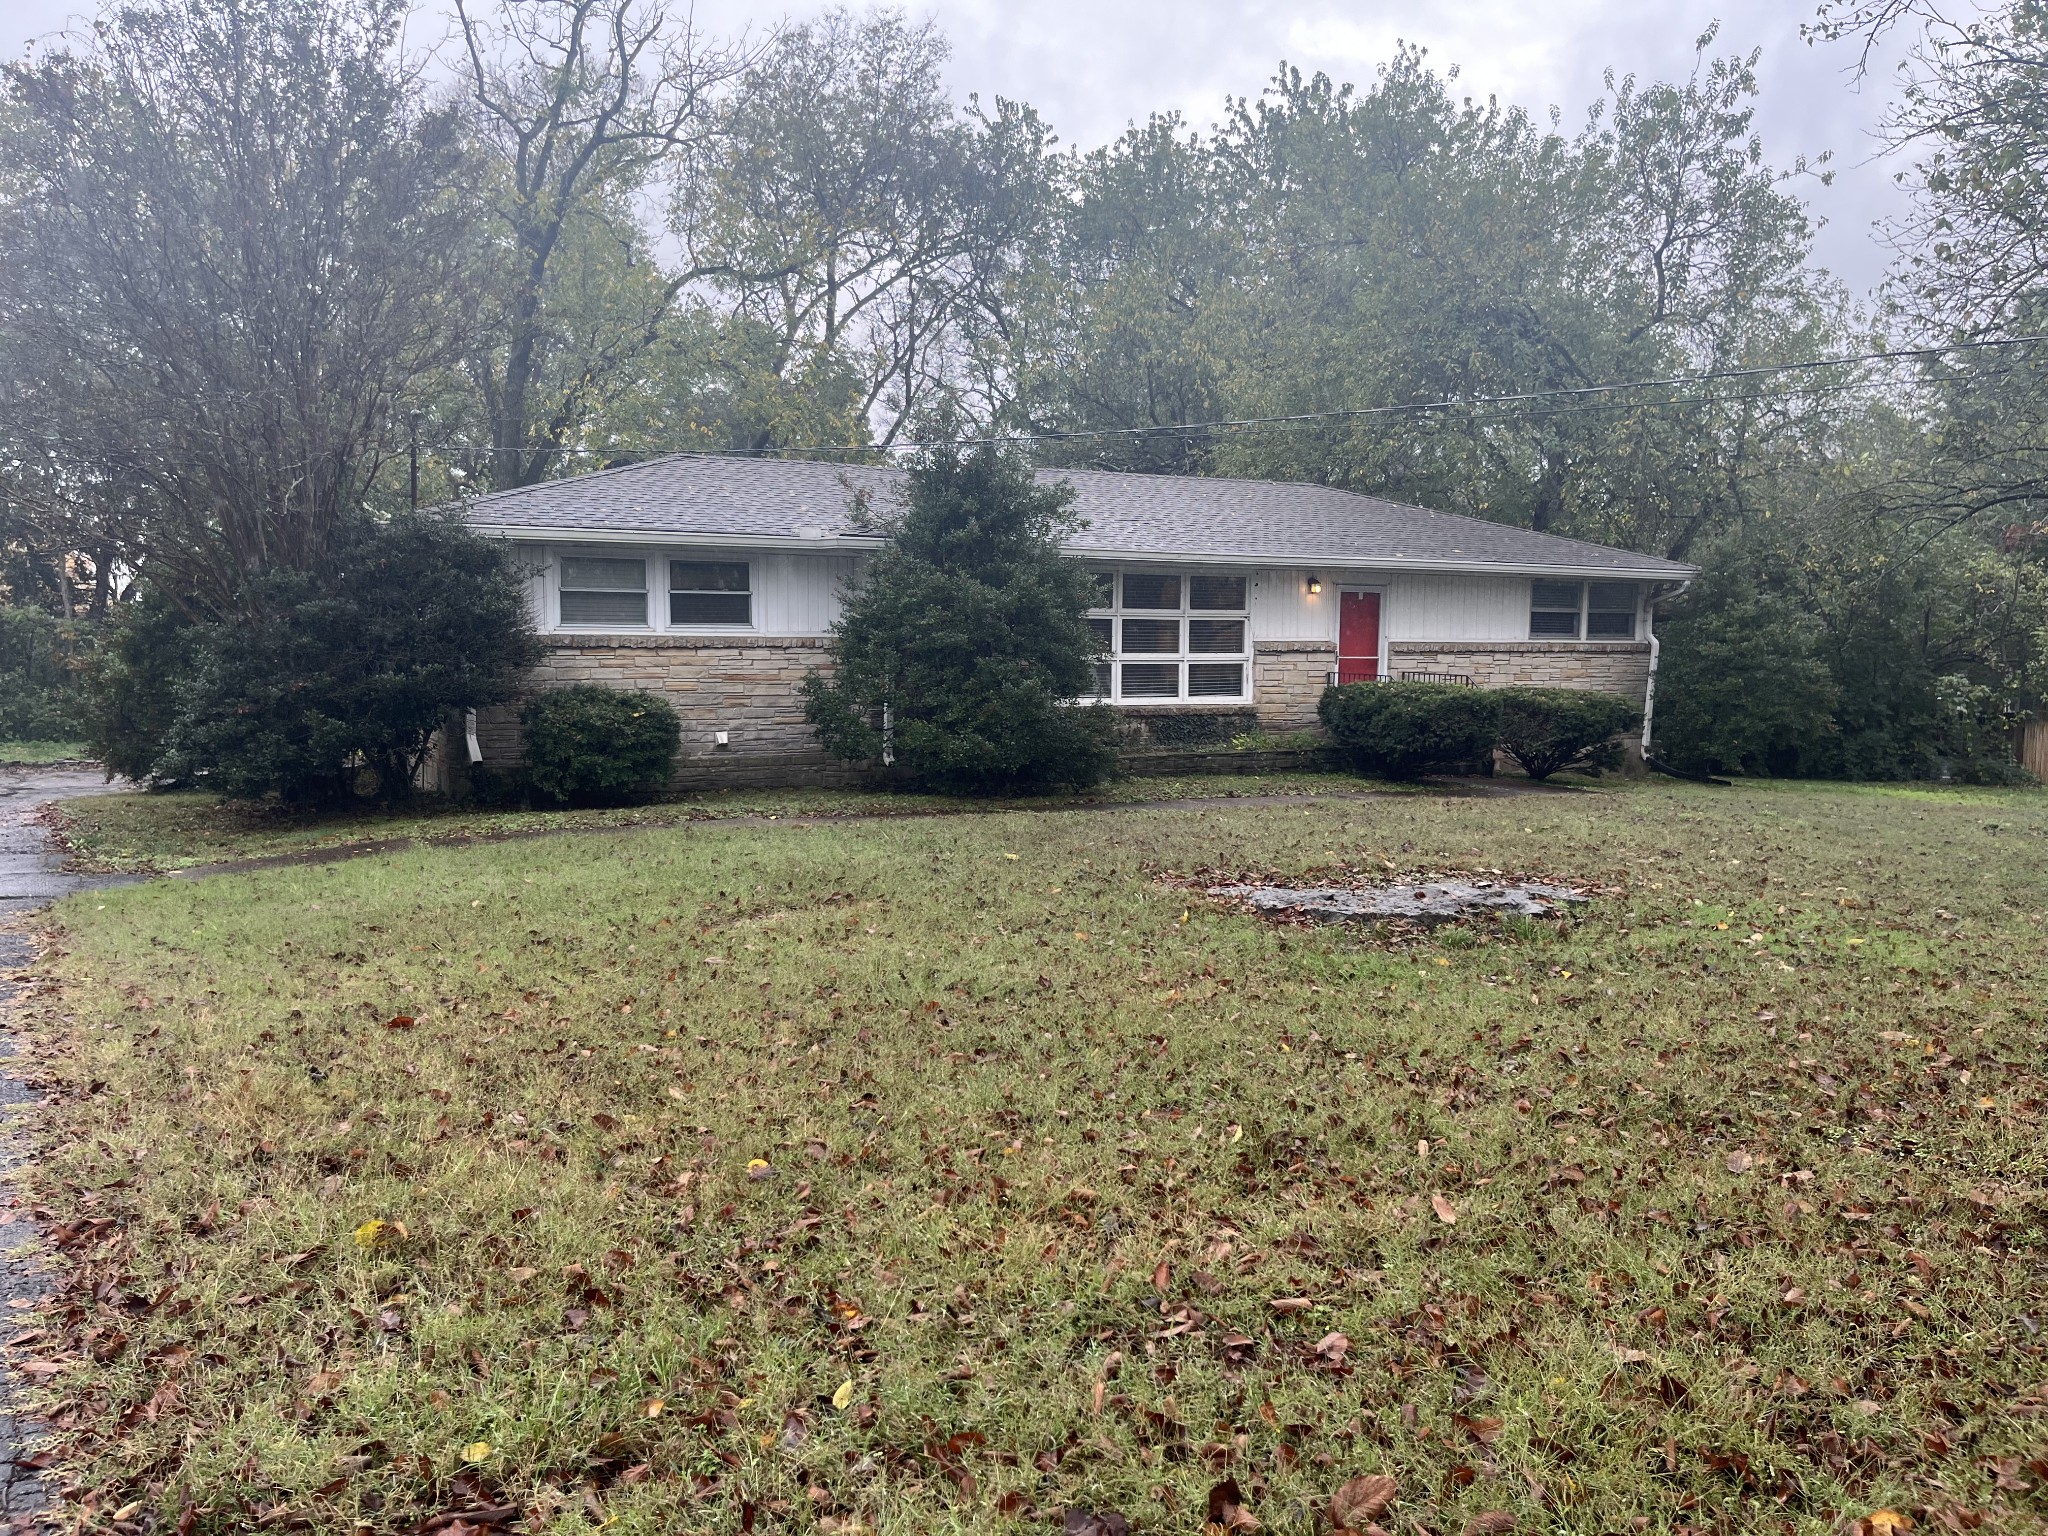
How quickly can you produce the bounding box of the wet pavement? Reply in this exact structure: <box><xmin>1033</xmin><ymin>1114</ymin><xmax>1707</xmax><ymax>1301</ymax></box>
<box><xmin>0</xmin><ymin>767</ymin><xmax>136</xmax><ymax>1525</ymax></box>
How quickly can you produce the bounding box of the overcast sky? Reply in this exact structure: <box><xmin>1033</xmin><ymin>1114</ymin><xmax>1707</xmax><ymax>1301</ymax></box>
<box><xmin>6</xmin><ymin>0</ymin><xmax>1920</xmax><ymax>296</ymax></box>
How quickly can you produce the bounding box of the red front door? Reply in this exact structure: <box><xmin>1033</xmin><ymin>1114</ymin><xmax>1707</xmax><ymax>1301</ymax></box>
<box><xmin>1338</xmin><ymin>590</ymin><xmax>1381</xmax><ymax>684</ymax></box>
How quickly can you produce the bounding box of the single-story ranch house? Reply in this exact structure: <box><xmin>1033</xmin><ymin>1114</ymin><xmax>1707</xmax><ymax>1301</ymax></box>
<box><xmin>461</xmin><ymin>454</ymin><xmax>1698</xmax><ymax>785</ymax></box>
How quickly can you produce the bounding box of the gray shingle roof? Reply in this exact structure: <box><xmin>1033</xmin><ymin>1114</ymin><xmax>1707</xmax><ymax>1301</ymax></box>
<box><xmin>462</xmin><ymin>453</ymin><xmax>1697</xmax><ymax>580</ymax></box>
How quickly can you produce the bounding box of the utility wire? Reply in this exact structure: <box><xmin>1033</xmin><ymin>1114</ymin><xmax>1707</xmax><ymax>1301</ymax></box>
<box><xmin>516</xmin><ymin>331</ymin><xmax>2048</xmax><ymax>461</ymax></box>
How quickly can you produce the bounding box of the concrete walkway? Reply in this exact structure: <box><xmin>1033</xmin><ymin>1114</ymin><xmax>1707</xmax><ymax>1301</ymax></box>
<box><xmin>0</xmin><ymin>767</ymin><xmax>136</xmax><ymax>1526</ymax></box>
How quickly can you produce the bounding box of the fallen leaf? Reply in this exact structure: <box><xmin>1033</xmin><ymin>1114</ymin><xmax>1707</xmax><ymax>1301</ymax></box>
<box><xmin>1151</xmin><ymin>1260</ymin><xmax>1170</xmax><ymax>1294</ymax></box>
<box><xmin>831</xmin><ymin>1379</ymin><xmax>855</xmax><ymax>1411</ymax></box>
<box><xmin>1314</xmin><ymin>1331</ymin><xmax>1351</xmax><ymax>1363</ymax></box>
<box><xmin>1063</xmin><ymin>1509</ymin><xmax>1130</xmax><ymax>1536</ymax></box>
<box><xmin>1865</xmin><ymin>1512</ymin><xmax>1915</xmax><ymax>1535</ymax></box>
<box><xmin>462</xmin><ymin>1441</ymin><xmax>492</xmax><ymax>1462</ymax></box>
<box><xmin>1725</xmin><ymin>1151</ymin><xmax>1752</xmax><ymax>1174</ymax></box>
<box><xmin>1453</xmin><ymin>1413</ymin><xmax>1504</xmax><ymax>1444</ymax></box>
<box><xmin>1461</xmin><ymin>1515</ymin><xmax>1514</xmax><ymax>1536</ymax></box>
<box><xmin>1206</xmin><ymin>1476</ymin><xmax>1259</xmax><ymax>1531</ymax></box>
<box><xmin>352</xmin><ymin>1218</ymin><xmax>405</xmax><ymax>1252</ymax></box>
<box><xmin>641</xmin><ymin>1397</ymin><xmax>664</xmax><ymax>1418</ymax></box>
<box><xmin>1431</xmin><ymin>1193</ymin><xmax>1458</xmax><ymax>1225</ymax></box>
<box><xmin>747</xmin><ymin>1159</ymin><xmax>775</xmax><ymax>1181</ymax></box>
<box><xmin>383</xmin><ymin>1015</ymin><xmax>416</xmax><ymax>1031</ymax></box>
<box><xmin>1269</xmin><ymin>1296</ymin><xmax>1314</xmax><ymax>1314</ymax></box>
<box><xmin>1329</xmin><ymin>1473</ymin><xmax>1396</xmax><ymax>1527</ymax></box>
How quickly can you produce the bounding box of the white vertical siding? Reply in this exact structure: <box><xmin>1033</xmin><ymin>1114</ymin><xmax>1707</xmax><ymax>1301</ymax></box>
<box><xmin>1249</xmin><ymin>567</ymin><xmax>1529</xmax><ymax>644</ymax></box>
<box><xmin>1381</xmin><ymin>573</ymin><xmax>1528</xmax><ymax>641</ymax></box>
<box><xmin>752</xmin><ymin>552</ymin><xmax>861</xmax><ymax>635</ymax></box>
<box><xmin>512</xmin><ymin>543</ymin><xmax>549</xmax><ymax>628</ymax></box>
<box><xmin>1249</xmin><ymin>567</ymin><xmax>1337</xmax><ymax>641</ymax></box>
<box><xmin>522</xmin><ymin>544</ymin><xmax>1560</xmax><ymax>645</ymax></box>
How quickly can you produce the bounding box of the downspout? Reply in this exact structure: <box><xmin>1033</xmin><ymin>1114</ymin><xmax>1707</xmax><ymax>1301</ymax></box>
<box><xmin>1641</xmin><ymin>579</ymin><xmax>1690</xmax><ymax>757</ymax></box>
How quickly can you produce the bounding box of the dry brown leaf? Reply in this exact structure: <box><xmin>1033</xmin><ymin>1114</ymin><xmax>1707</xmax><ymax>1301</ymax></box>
<box><xmin>1461</xmin><ymin>1515</ymin><xmax>1514</xmax><ymax>1536</ymax></box>
<box><xmin>1329</xmin><ymin>1473</ymin><xmax>1396</xmax><ymax>1527</ymax></box>
<box><xmin>1431</xmin><ymin>1193</ymin><xmax>1458</xmax><ymax>1225</ymax></box>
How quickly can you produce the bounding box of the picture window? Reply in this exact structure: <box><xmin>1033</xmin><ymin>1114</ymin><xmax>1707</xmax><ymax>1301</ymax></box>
<box><xmin>1086</xmin><ymin>569</ymin><xmax>1250</xmax><ymax>702</ymax></box>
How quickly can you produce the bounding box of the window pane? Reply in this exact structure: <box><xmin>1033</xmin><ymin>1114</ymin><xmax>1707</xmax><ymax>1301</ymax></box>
<box><xmin>1189</xmin><ymin>574</ymin><xmax>1246</xmax><ymax>610</ymax></box>
<box><xmin>1120</xmin><ymin>617</ymin><xmax>1180</xmax><ymax>653</ymax></box>
<box><xmin>1087</xmin><ymin>617</ymin><xmax>1113</xmax><ymax>649</ymax></box>
<box><xmin>560</xmin><ymin>589</ymin><xmax>648</xmax><ymax>625</ymax></box>
<box><xmin>1092</xmin><ymin>661</ymin><xmax>1112</xmax><ymax>697</ymax></box>
<box><xmin>1529</xmin><ymin>609</ymin><xmax>1580</xmax><ymax>638</ymax></box>
<box><xmin>1188</xmin><ymin>618</ymin><xmax>1245</xmax><ymax>654</ymax></box>
<box><xmin>1188</xmin><ymin>663</ymin><xmax>1244</xmax><ymax>697</ymax></box>
<box><xmin>1531</xmin><ymin>579</ymin><xmax>1581</xmax><ymax>610</ymax></box>
<box><xmin>1119</xmin><ymin>662</ymin><xmax>1179</xmax><ymax>697</ymax></box>
<box><xmin>1587</xmin><ymin>610</ymin><xmax>1635</xmax><ymax>638</ymax></box>
<box><xmin>1587</xmin><ymin>581</ymin><xmax>1636</xmax><ymax>613</ymax></box>
<box><xmin>671</xmin><ymin>592</ymin><xmax>751</xmax><ymax>625</ymax></box>
<box><xmin>560</xmin><ymin>556</ymin><xmax>645</xmax><ymax>591</ymax></box>
<box><xmin>1121</xmin><ymin>573</ymin><xmax>1181</xmax><ymax>610</ymax></box>
<box><xmin>1091</xmin><ymin>571</ymin><xmax>1116</xmax><ymax>607</ymax></box>
<box><xmin>671</xmin><ymin>560</ymin><xmax>750</xmax><ymax>592</ymax></box>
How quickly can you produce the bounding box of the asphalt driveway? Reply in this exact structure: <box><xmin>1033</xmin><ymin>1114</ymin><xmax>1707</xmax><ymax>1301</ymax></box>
<box><xmin>0</xmin><ymin>766</ymin><xmax>136</xmax><ymax>1526</ymax></box>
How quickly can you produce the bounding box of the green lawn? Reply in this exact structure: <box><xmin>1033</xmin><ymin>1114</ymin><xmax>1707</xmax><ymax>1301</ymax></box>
<box><xmin>15</xmin><ymin>778</ymin><xmax>2048</xmax><ymax>1535</ymax></box>
<box><xmin>0</xmin><ymin>739</ymin><xmax>88</xmax><ymax>764</ymax></box>
<box><xmin>50</xmin><ymin>772</ymin><xmax>1407</xmax><ymax>874</ymax></box>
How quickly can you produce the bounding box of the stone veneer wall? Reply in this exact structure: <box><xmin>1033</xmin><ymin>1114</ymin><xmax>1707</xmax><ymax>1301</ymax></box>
<box><xmin>467</xmin><ymin>635</ymin><xmax>1652</xmax><ymax>789</ymax></box>
<box><xmin>1387</xmin><ymin>640</ymin><xmax>1651</xmax><ymax>697</ymax></box>
<box><xmin>1252</xmin><ymin>642</ymin><xmax>1337</xmax><ymax>731</ymax></box>
<box><xmin>472</xmin><ymin>635</ymin><xmax>864</xmax><ymax>789</ymax></box>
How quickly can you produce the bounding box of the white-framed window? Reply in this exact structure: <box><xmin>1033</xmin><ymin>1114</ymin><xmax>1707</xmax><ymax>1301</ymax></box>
<box><xmin>670</xmin><ymin>559</ymin><xmax>752</xmax><ymax>626</ymax></box>
<box><xmin>1086</xmin><ymin>569</ymin><xmax>1250</xmax><ymax>702</ymax></box>
<box><xmin>1529</xmin><ymin>580</ymin><xmax>1638</xmax><ymax>640</ymax></box>
<box><xmin>558</xmin><ymin>554</ymin><xmax>650</xmax><ymax>627</ymax></box>
<box><xmin>1587</xmin><ymin>582</ymin><xmax>1639</xmax><ymax>638</ymax></box>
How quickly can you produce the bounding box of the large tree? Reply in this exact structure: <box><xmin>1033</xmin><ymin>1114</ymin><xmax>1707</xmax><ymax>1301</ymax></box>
<box><xmin>452</xmin><ymin>0</ymin><xmax>740</xmax><ymax>488</ymax></box>
<box><xmin>0</xmin><ymin>0</ymin><xmax>473</xmax><ymax>610</ymax></box>
<box><xmin>1005</xmin><ymin>38</ymin><xmax>1836</xmax><ymax>562</ymax></box>
<box><xmin>672</xmin><ymin>9</ymin><xmax>1054</xmax><ymax>454</ymax></box>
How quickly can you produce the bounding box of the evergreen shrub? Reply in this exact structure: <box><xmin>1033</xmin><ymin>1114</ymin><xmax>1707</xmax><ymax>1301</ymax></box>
<box><xmin>96</xmin><ymin>512</ymin><xmax>540</xmax><ymax>800</ymax></box>
<box><xmin>802</xmin><ymin>439</ymin><xmax>1116</xmax><ymax>794</ymax></box>
<box><xmin>521</xmin><ymin>686</ymin><xmax>680</xmax><ymax>805</ymax></box>
<box><xmin>1494</xmin><ymin>687</ymin><xmax>1643</xmax><ymax>780</ymax></box>
<box><xmin>1318</xmin><ymin>680</ymin><xmax>1500</xmax><ymax>779</ymax></box>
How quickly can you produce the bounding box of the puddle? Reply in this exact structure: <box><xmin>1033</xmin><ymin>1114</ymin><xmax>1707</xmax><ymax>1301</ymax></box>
<box><xmin>1207</xmin><ymin>878</ymin><xmax>1585</xmax><ymax>924</ymax></box>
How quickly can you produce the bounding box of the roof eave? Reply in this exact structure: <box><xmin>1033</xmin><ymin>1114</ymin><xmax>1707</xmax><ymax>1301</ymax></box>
<box><xmin>469</xmin><ymin>522</ymin><xmax>1697</xmax><ymax>581</ymax></box>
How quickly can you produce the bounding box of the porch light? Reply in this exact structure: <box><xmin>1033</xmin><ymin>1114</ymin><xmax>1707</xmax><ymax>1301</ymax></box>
<box><xmin>1305</xmin><ymin>573</ymin><xmax>1322</xmax><ymax>594</ymax></box>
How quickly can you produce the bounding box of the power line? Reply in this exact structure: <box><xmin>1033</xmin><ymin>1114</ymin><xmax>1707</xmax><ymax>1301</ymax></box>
<box><xmin>521</xmin><ymin>331</ymin><xmax>2048</xmax><ymax>461</ymax></box>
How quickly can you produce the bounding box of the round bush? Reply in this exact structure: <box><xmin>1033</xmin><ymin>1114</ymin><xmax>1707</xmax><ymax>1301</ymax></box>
<box><xmin>520</xmin><ymin>686</ymin><xmax>681</xmax><ymax>805</ymax></box>
<box><xmin>1494</xmin><ymin>687</ymin><xmax>1643</xmax><ymax>780</ymax></box>
<box><xmin>1318</xmin><ymin>680</ymin><xmax>1500</xmax><ymax>779</ymax></box>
